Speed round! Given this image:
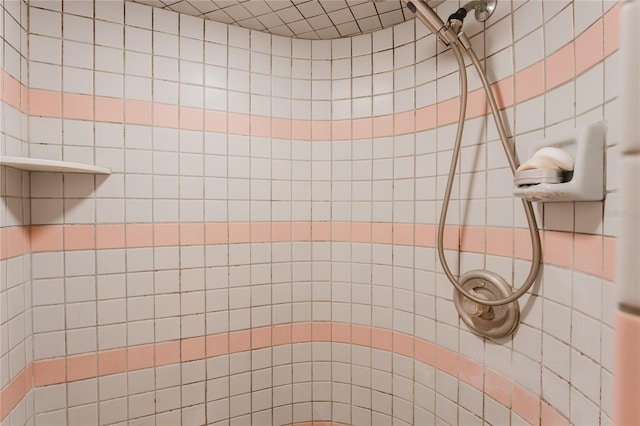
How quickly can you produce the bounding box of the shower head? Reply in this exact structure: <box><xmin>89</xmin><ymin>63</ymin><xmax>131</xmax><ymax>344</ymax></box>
<box><xmin>402</xmin><ymin>0</ymin><xmax>460</xmax><ymax>45</ymax></box>
<box><xmin>404</xmin><ymin>0</ymin><xmax>497</xmax><ymax>47</ymax></box>
<box><xmin>402</xmin><ymin>0</ymin><xmax>447</xmax><ymax>36</ymax></box>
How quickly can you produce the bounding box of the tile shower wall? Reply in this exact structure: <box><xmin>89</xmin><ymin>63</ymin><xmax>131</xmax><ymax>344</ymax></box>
<box><xmin>0</xmin><ymin>0</ymin><xmax>622</xmax><ymax>425</ymax></box>
<box><xmin>0</xmin><ymin>0</ymin><xmax>33</xmax><ymax>424</ymax></box>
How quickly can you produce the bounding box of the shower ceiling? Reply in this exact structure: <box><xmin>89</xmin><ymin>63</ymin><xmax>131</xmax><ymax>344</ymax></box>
<box><xmin>130</xmin><ymin>0</ymin><xmax>415</xmax><ymax>39</ymax></box>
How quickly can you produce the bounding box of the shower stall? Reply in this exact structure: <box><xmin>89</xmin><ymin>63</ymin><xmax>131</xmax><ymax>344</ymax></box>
<box><xmin>0</xmin><ymin>0</ymin><xmax>628</xmax><ymax>425</ymax></box>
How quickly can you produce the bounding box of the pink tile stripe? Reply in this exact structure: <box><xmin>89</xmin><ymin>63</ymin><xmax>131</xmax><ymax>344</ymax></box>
<box><xmin>604</xmin><ymin>3</ymin><xmax>622</xmax><ymax>57</ymax></box>
<box><xmin>515</xmin><ymin>61</ymin><xmax>544</xmax><ymax>103</ymax></box>
<box><xmin>575</xmin><ymin>19</ymin><xmax>604</xmax><ymax>75</ymax></box>
<box><xmin>0</xmin><ymin>222</ymin><xmax>616</xmax><ymax>282</ymax></box>
<box><xmin>1</xmin><ymin>71</ymin><xmax>22</xmax><ymax>112</ymax></box>
<box><xmin>614</xmin><ymin>311</ymin><xmax>640</xmax><ymax>426</ymax></box>
<box><xmin>546</xmin><ymin>43</ymin><xmax>575</xmax><ymax>91</ymax></box>
<box><xmin>0</xmin><ymin>5</ymin><xmax>620</xmax><ymax>141</ymax></box>
<box><xmin>0</xmin><ymin>226</ymin><xmax>30</xmax><ymax>259</ymax></box>
<box><xmin>2</xmin><ymin>322</ymin><xmax>567</xmax><ymax>424</ymax></box>
<box><xmin>0</xmin><ymin>364</ymin><xmax>32</xmax><ymax>421</ymax></box>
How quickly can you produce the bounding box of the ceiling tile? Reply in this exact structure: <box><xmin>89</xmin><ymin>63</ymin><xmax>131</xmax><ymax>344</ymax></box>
<box><xmin>329</xmin><ymin>9</ymin><xmax>355</xmax><ymax>26</ymax></box>
<box><xmin>130</xmin><ymin>0</ymin><xmax>415</xmax><ymax>40</ymax></box>
<box><xmin>167</xmin><ymin>0</ymin><xmax>202</xmax><ymax>15</ymax></box>
<box><xmin>204</xmin><ymin>8</ymin><xmax>234</xmax><ymax>23</ymax></box>
<box><xmin>336</xmin><ymin>21</ymin><xmax>360</xmax><ymax>37</ymax></box>
<box><xmin>276</xmin><ymin>6</ymin><xmax>305</xmax><ymax>23</ymax></box>
<box><xmin>222</xmin><ymin>3</ymin><xmax>252</xmax><ymax>21</ymax></box>
<box><xmin>358</xmin><ymin>15</ymin><xmax>383</xmax><ymax>32</ymax></box>
<box><xmin>374</xmin><ymin>0</ymin><xmax>404</xmax><ymax>13</ymax></box>
<box><xmin>319</xmin><ymin>0</ymin><xmax>349</xmax><ymax>13</ymax></box>
<box><xmin>294</xmin><ymin>1</ymin><xmax>325</xmax><ymax>18</ymax></box>
<box><xmin>241</xmin><ymin>1</ymin><xmax>272</xmax><ymax>16</ymax></box>
<box><xmin>211</xmin><ymin>0</ymin><xmax>236</xmax><ymax>7</ymax></box>
<box><xmin>135</xmin><ymin>0</ymin><xmax>165</xmax><ymax>7</ymax></box>
<box><xmin>287</xmin><ymin>19</ymin><xmax>314</xmax><ymax>34</ymax></box>
<box><xmin>379</xmin><ymin>9</ymin><xmax>405</xmax><ymax>26</ymax></box>
<box><xmin>315</xmin><ymin>26</ymin><xmax>341</xmax><ymax>39</ymax></box>
<box><xmin>237</xmin><ymin>17</ymin><xmax>267</xmax><ymax>31</ymax></box>
<box><xmin>187</xmin><ymin>1</ymin><xmax>215</xmax><ymax>12</ymax></box>
<box><xmin>257</xmin><ymin>12</ymin><xmax>285</xmax><ymax>28</ymax></box>
<box><xmin>307</xmin><ymin>14</ymin><xmax>333</xmax><ymax>31</ymax></box>
<box><xmin>350</xmin><ymin>2</ymin><xmax>378</xmax><ymax>19</ymax></box>
<box><xmin>270</xmin><ymin>24</ymin><xmax>296</xmax><ymax>37</ymax></box>
<box><xmin>268</xmin><ymin>1</ymin><xmax>294</xmax><ymax>12</ymax></box>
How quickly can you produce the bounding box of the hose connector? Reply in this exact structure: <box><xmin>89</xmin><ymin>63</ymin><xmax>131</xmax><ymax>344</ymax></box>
<box><xmin>448</xmin><ymin>7</ymin><xmax>467</xmax><ymax>33</ymax></box>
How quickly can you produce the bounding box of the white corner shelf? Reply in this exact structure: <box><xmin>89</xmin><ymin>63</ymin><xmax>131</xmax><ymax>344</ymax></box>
<box><xmin>0</xmin><ymin>156</ymin><xmax>111</xmax><ymax>175</ymax></box>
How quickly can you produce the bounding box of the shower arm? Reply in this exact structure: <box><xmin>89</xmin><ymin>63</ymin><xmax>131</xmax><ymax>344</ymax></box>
<box><xmin>452</xmin><ymin>0</ymin><xmax>497</xmax><ymax>24</ymax></box>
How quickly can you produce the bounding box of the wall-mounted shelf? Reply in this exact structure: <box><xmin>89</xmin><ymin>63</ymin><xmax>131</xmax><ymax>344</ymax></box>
<box><xmin>0</xmin><ymin>156</ymin><xmax>111</xmax><ymax>175</ymax></box>
<box><xmin>513</xmin><ymin>122</ymin><xmax>605</xmax><ymax>202</ymax></box>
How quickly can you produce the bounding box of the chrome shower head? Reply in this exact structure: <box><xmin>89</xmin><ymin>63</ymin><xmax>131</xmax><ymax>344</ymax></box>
<box><xmin>403</xmin><ymin>0</ymin><xmax>462</xmax><ymax>45</ymax></box>
<box><xmin>403</xmin><ymin>0</ymin><xmax>497</xmax><ymax>46</ymax></box>
<box><xmin>402</xmin><ymin>0</ymin><xmax>447</xmax><ymax>36</ymax></box>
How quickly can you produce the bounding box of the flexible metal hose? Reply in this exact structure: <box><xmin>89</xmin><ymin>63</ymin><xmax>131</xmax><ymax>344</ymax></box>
<box><xmin>436</xmin><ymin>40</ymin><xmax>542</xmax><ymax>307</ymax></box>
<box><xmin>436</xmin><ymin>42</ymin><xmax>469</xmax><ymax>292</ymax></box>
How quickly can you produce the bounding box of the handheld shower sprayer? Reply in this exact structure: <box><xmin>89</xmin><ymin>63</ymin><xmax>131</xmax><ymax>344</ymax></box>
<box><xmin>403</xmin><ymin>0</ymin><xmax>497</xmax><ymax>45</ymax></box>
<box><xmin>403</xmin><ymin>0</ymin><xmax>457</xmax><ymax>45</ymax></box>
<box><xmin>405</xmin><ymin>0</ymin><xmax>543</xmax><ymax>338</ymax></box>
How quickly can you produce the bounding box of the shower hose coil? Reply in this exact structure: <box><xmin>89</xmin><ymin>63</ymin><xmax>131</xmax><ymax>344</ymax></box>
<box><xmin>436</xmin><ymin>40</ymin><xmax>542</xmax><ymax>307</ymax></box>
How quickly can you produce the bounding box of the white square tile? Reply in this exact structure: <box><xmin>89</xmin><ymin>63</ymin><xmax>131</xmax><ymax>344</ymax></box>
<box><xmin>572</xmin><ymin>272</ymin><xmax>602</xmax><ymax>320</ymax></box>
<box><xmin>128</xmin><ymin>369</ymin><xmax>155</xmax><ymax>396</ymax></box>
<box><xmin>30</xmin><ymin>35</ymin><xmax>61</xmax><ymax>65</ymax></box>
<box><xmin>544</xmin><ymin>202</ymin><xmax>574</xmax><ymax>232</ymax></box>
<box><xmin>125</xmin><ymin>51</ymin><xmax>152</xmax><ymax>77</ymax></box>
<box><xmin>156</xmin><ymin>386</ymin><xmax>181</xmax><ymax>412</ymax></box>
<box><xmin>546</xmin><ymin>82</ymin><xmax>575</xmax><ymax>126</ymax></box>
<box><xmin>66</xmin><ymin>301</ymin><xmax>97</xmax><ymax>329</ymax></box>
<box><xmin>516</xmin><ymin>96</ymin><xmax>545</xmax><ymax>133</ymax></box>
<box><xmin>125</xmin><ymin>1</ymin><xmax>152</xmax><ymax>29</ymax></box>
<box><xmin>68</xmin><ymin>404</ymin><xmax>97</xmax><ymax>425</ymax></box>
<box><xmin>125</xmin><ymin>26</ymin><xmax>152</xmax><ymax>53</ymax></box>
<box><xmin>576</xmin><ymin>62</ymin><xmax>604</xmax><ymax>114</ymax></box>
<box><xmin>181</xmin><ymin>36</ymin><xmax>203</xmax><ymax>62</ymax></box>
<box><xmin>543</xmin><ymin>299</ymin><xmax>571</xmax><ymax>343</ymax></box>
<box><xmin>574</xmin><ymin>0</ymin><xmax>603</xmax><ymax>35</ymax></box>
<box><xmin>100</xmin><ymin>397</ymin><xmax>128</xmax><ymax>424</ymax></box>
<box><xmin>484</xmin><ymin>15</ymin><xmax>513</xmax><ymax>57</ymax></box>
<box><xmin>154</xmin><ymin>32</ymin><xmax>179</xmax><ymax>57</ymax></box>
<box><xmin>180</xmin><ymin>14</ymin><xmax>204</xmax><ymax>39</ymax></box>
<box><xmin>154</xmin><ymin>7</ymin><xmax>178</xmax><ymax>34</ymax></box>
<box><xmin>543</xmin><ymin>333</ymin><xmax>570</xmax><ymax>380</ymax></box>
<box><xmin>29</xmin><ymin>62</ymin><xmax>62</xmax><ymax>91</ymax></box>
<box><xmin>484</xmin><ymin>395</ymin><xmax>510</xmax><ymax>425</ymax></box>
<box><xmin>35</xmin><ymin>384</ymin><xmax>67</xmax><ymax>413</ymax></box>
<box><xmin>63</xmin><ymin>14</ymin><xmax>93</xmax><ymax>43</ymax></box>
<box><xmin>544</xmin><ymin>5</ymin><xmax>573</xmax><ymax>55</ymax></box>
<box><xmin>513</xmin><ymin>0</ymin><xmax>542</xmax><ymax>41</ymax></box>
<box><xmin>30</xmin><ymin>7</ymin><xmax>61</xmax><ymax>38</ymax></box>
<box><xmin>571</xmin><ymin>310</ymin><xmax>601</xmax><ymax>363</ymax></box>
<box><xmin>571</xmin><ymin>350</ymin><xmax>601</xmax><ymax>405</ymax></box>
<box><xmin>543</xmin><ymin>265</ymin><xmax>572</xmax><ymax>305</ymax></box>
